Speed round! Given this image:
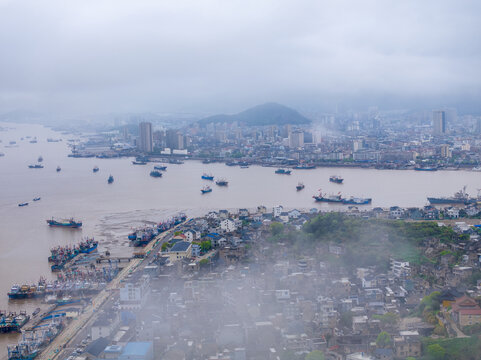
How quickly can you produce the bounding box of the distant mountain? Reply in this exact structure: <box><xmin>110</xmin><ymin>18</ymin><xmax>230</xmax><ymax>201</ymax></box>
<box><xmin>198</xmin><ymin>103</ymin><xmax>311</xmax><ymax>127</ymax></box>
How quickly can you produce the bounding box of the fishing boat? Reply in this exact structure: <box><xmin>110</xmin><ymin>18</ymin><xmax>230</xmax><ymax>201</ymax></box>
<box><xmin>414</xmin><ymin>166</ymin><xmax>437</xmax><ymax>171</ymax></box>
<box><xmin>132</xmin><ymin>161</ymin><xmax>147</xmax><ymax>165</ymax></box>
<box><xmin>150</xmin><ymin>170</ymin><xmax>162</xmax><ymax>178</ymax></box>
<box><xmin>154</xmin><ymin>165</ymin><xmax>167</xmax><ymax>171</ymax></box>
<box><xmin>93</xmin><ymin>166</ymin><xmax>99</xmax><ymax>173</ymax></box>
<box><xmin>33</xmin><ymin>197</ymin><xmax>41</xmax><ymax>201</ymax></box>
<box><xmin>313</xmin><ymin>190</ymin><xmax>343</xmax><ymax>203</ymax></box>
<box><xmin>294</xmin><ymin>164</ymin><xmax>316</xmax><ymax>169</ymax></box>
<box><xmin>275</xmin><ymin>168</ymin><xmax>291</xmax><ymax>175</ymax></box>
<box><xmin>46</xmin><ymin>218</ymin><xmax>82</xmax><ymax>228</ymax></box>
<box><xmin>201</xmin><ymin>173</ymin><xmax>214</xmax><ymax>180</ymax></box>
<box><xmin>18</xmin><ymin>202</ymin><xmax>29</xmax><ymax>207</ymax></box>
<box><xmin>201</xmin><ymin>186</ymin><xmax>212</xmax><ymax>194</ymax></box>
<box><xmin>28</xmin><ymin>164</ymin><xmax>43</xmax><ymax>169</ymax></box>
<box><xmin>240</xmin><ymin>165</ymin><xmax>249</xmax><ymax>168</ymax></box>
<box><xmin>108</xmin><ymin>175</ymin><xmax>114</xmax><ymax>184</ymax></box>
<box><xmin>215</xmin><ymin>178</ymin><xmax>228</xmax><ymax>186</ymax></box>
<box><xmin>342</xmin><ymin>197</ymin><xmax>372</xmax><ymax>205</ymax></box>
<box><xmin>56</xmin><ymin>166</ymin><xmax>61</xmax><ymax>172</ymax></box>
<box><xmin>329</xmin><ymin>175</ymin><xmax>344</xmax><ymax>184</ymax></box>
<box><xmin>296</xmin><ymin>182</ymin><xmax>305</xmax><ymax>191</ymax></box>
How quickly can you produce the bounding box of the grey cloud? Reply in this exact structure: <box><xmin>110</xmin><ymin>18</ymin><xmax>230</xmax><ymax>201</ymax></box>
<box><xmin>0</xmin><ymin>0</ymin><xmax>480</xmax><ymax>116</ymax></box>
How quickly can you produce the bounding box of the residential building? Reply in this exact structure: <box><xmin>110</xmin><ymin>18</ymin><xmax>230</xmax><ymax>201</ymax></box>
<box><xmin>139</xmin><ymin>122</ymin><xmax>153</xmax><ymax>153</ymax></box>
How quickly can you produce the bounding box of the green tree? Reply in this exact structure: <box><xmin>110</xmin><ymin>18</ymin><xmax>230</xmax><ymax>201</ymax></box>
<box><xmin>200</xmin><ymin>240</ymin><xmax>212</xmax><ymax>252</ymax></box>
<box><xmin>426</xmin><ymin>343</ymin><xmax>446</xmax><ymax>360</ymax></box>
<box><xmin>199</xmin><ymin>259</ymin><xmax>209</xmax><ymax>267</ymax></box>
<box><xmin>305</xmin><ymin>350</ymin><xmax>325</xmax><ymax>360</ymax></box>
<box><xmin>270</xmin><ymin>222</ymin><xmax>284</xmax><ymax>236</ymax></box>
<box><xmin>376</xmin><ymin>331</ymin><xmax>391</xmax><ymax>348</ymax></box>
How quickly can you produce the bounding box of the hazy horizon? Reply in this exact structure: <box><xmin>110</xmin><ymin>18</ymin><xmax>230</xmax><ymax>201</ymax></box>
<box><xmin>0</xmin><ymin>0</ymin><xmax>480</xmax><ymax>118</ymax></box>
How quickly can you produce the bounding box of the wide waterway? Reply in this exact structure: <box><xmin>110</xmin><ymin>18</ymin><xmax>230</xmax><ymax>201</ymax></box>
<box><xmin>0</xmin><ymin>122</ymin><xmax>480</xmax><ymax>353</ymax></box>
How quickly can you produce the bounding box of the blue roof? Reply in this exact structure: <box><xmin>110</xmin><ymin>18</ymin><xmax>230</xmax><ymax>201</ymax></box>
<box><xmin>121</xmin><ymin>342</ymin><xmax>152</xmax><ymax>357</ymax></box>
<box><xmin>170</xmin><ymin>241</ymin><xmax>191</xmax><ymax>252</ymax></box>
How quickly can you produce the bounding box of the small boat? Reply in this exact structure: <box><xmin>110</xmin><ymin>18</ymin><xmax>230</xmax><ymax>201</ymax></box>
<box><xmin>329</xmin><ymin>175</ymin><xmax>344</xmax><ymax>184</ymax></box>
<box><xmin>56</xmin><ymin>166</ymin><xmax>61</xmax><ymax>172</ymax></box>
<box><xmin>240</xmin><ymin>165</ymin><xmax>249</xmax><ymax>168</ymax></box>
<box><xmin>38</xmin><ymin>156</ymin><xmax>43</xmax><ymax>162</ymax></box>
<box><xmin>108</xmin><ymin>175</ymin><xmax>114</xmax><ymax>184</ymax></box>
<box><xmin>132</xmin><ymin>161</ymin><xmax>147</xmax><ymax>165</ymax></box>
<box><xmin>18</xmin><ymin>202</ymin><xmax>29</xmax><ymax>207</ymax></box>
<box><xmin>33</xmin><ymin>197</ymin><xmax>41</xmax><ymax>201</ymax></box>
<box><xmin>28</xmin><ymin>164</ymin><xmax>44</xmax><ymax>169</ymax></box>
<box><xmin>201</xmin><ymin>173</ymin><xmax>214</xmax><ymax>180</ymax></box>
<box><xmin>93</xmin><ymin>166</ymin><xmax>99</xmax><ymax>173</ymax></box>
<box><xmin>29</xmin><ymin>139</ymin><xmax>37</xmax><ymax>143</ymax></box>
<box><xmin>154</xmin><ymin>165</ymin><xmax>167</xmax><ymax>171</ymax></box>
<box><xmin>472</xmin><ymin>166</ymin><xmax>481</xmax><ymax>171</ymax></box>
<box><xmin>150</xmin><ymin>170</ymin><xmax>162</xmax><ymax>178</ymax></box>
<box><xmin>296</xmin><ymin>182</ymin><xmax>305</xmax><ymax>191</ymax></box>
<box><xmin>32</xmin><ymin>307</ymin><xmax>40</xmax><ymax>316</ymax></box>
<box><xmin>275</xmin><ymin>168</ymin><xmax>291</xmax><ymax>175</ymax></box>
<box><xmin>201</xmin><ymin>186</ymin><xmax>212</xmax><ymax>194</ymax></box>
<box><xmin>414</xmin><ymin>166</ymin><xmax>437</xmax><ymax>171</ymax></box>
<box><xmin>215</xmin><ymin>178</ymin><xmax>228</xmax><ymax>186</ymax></box>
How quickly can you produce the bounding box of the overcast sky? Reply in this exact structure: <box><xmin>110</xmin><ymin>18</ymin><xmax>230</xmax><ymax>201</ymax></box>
<box><xmin>0</xmin><ymin>0</ymin><xmax>480</xmax><ymax>116</ymax></box>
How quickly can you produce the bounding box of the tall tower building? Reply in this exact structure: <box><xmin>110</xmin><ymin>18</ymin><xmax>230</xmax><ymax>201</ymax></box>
<box><xmin>432</xmin><ymin>110</ymin><xmax>446</xmax><ymax>135</ymax></box>
<box><xmin>139</xmin><ymin>122</ymin><xmax>153</xmax><ymax>153</ymax></box>
<box><xmin>288</xmin><ymin>130</ymin><xmax>304</xmax><ymax>148</ymax></box>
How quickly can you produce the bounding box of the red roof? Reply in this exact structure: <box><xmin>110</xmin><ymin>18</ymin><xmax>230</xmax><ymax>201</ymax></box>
<box><xmin>459</xmin><ymin>309</ymin><xmax>481</xmax><ymax>315</ymax></box>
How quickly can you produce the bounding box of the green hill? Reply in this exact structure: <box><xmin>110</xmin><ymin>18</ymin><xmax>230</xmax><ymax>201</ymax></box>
<box><xmin>198</xmin><ymin>102</ymin><xmax>311</xmax><ymax>127</ymax></box>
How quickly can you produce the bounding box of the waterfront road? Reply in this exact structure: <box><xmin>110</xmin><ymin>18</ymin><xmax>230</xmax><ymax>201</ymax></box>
<box><xmin>38</xmin><ymin>224</ymin><xmax>181</xmax><ymax>360</ymax></box>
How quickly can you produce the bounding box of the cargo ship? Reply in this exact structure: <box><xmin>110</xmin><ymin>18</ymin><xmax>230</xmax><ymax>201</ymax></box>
<box><xmin>108</xmin><ymin>175</ymin><xmax>114</xmax><ymax>184</ymax></box>
<box><xmin>28</xmin><ymin>164</ymin><xmax>43</xmax><ymax>169</ymax></box>
<box><xmin>93</xmin><ymin>166</ymin><xmax>99</xmax><ymax>173</ymax></box>
<box><xmin>150</xmin><ymin>170</ymin><xmax>162</xmax><ymax>178</ymax></box>
<box><xmin>132</xmin><ymin>160</ymin><xmax>147</xmax><ymax>165</ymax></box>
<box><xmin>201</xmin><ymin>186</ymin><xmax>212</xmax><ymax>194</ymax></box>
<box><xmin>342</xmin><ymin>197</ymin><xmax>372</xmax><ymax>205</ymax></box>
<box><xmin>215</xmin><ymin>178</ymin><xmax>228</xmax><ymax>186</ymax></box>
<box><xmin>275</xmin><ymin>168</ymin><xmax>291</xmax><ymax>175</ymax></box>
<box><xmin>18</xmin><ymin>202</ymin><xmax>29</xmax><ymax>207</ymax></box>
<box><xmin>296</xmin><ymin>182</ymin><xmax>305</xmax><ymax>191</ymax></box>
<box><xmin>201</xmin><ymin>173</ymin><xmax>214</xmax><ymax>180</ymax></box>
<box><xmin>329</xmin><ymin>175</ymin><xmax>344</xmax><ymax>184</ymax></box>
<box><xmin>313</xmin><ymin>190</ymin><xmax>343</xmax><ymax>203</ymax></box>
<box><xmin>427</xmin><ymin>187</ymin><xmax>475</xmax><ymax>205</ymax></box>
<box><xmin>294</xmin><ymin>164</ymin><xmax>316</xmax><ymax>169</ymax></box>
<box><xmin>46</xmin><ymin>218</ymin><xmax>82</xmax><ymax>228</ymax></box>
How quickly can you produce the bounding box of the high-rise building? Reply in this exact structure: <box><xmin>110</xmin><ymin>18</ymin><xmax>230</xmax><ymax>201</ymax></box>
<box><xmin>139</xmin><ymin>122</ymin><xmax>153</xmax><ymax>153</ymax></box>
<box><xmin>288</xmin><ymin>130</ymin><xmax>304</xmax><ymax>148</ymax></box>
<box><xmin>432</xmin><ymin>110</ymin><xmax>447</xmax><ymax>135</ymax></box>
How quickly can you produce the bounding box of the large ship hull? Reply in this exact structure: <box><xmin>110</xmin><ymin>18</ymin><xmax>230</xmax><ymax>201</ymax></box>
<box><xmin>313</xmin><ymin>196</ymin><xmax>343</xmax><ymax>203</ymax></box>
<box><xmin>427</xmin><ymin>197</ymin><xmax>468</xmax><ymax>204</ymax></box>
<box><xmin>46</xmin><ymin>220</ymin><xmax>82</xmax><ymax>228</ymax></box>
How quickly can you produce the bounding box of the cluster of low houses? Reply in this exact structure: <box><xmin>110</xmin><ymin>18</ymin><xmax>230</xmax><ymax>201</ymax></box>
<box><xmin>78</xmin><ymin>206</ymin><xmax>481</xmax><ymax>360</ymax></box>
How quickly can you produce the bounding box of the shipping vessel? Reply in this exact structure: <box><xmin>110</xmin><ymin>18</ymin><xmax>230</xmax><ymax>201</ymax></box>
<box><xmin>93</xmin><ymin>166</ymin><xmax>99</xmax><ymax>173</ymax></box>
<box><xmin>132</xmin><ymin>161</ymin><xmax>147</xmax><ymax>165</ymax></box>
<box><xmin>427</xmin><ymin>187</ymin><xmax>475</xmax><ymax>205</ymax></box>
<box><xmin>46</xmin><ymin>218</ymin><xmax>82</xmax><ymax>228</ymax></box>
<box><xmin>342</xmin><ymin>197</ymin><xmax>372</xmax><ymax>205</ymax></box>
<box><xmin>294</xmin><ymin>164</ymin><xmax>316</xmax><ymax>169</ymax></box>
<box><xmin>56</xmin><ymin>166</ymin><xmax>61</xmax><ymax>172</ymax></box>
<box><xmin>215</xmin><ymin>178</ymin><xmax>228</xmax><ymax>186</ymax></box>
<box><xmin>275</xmin><ymin>168</ymin><xmax>291</xmax><ymax>175</ymax></box>
<box><xmin>414</xmin><ymin>166</ymin><xmax>437</xmax><ymax>171</ymax></box>
<box><xmin>329</xmin><ymin>175</ymin><xmax>344</xmax><ymax>184</ymax></box>
<box><xmin>108</xmin><ymin>175</ymin><xmax>114</xmax><ymax>184</ymax></box>
<box><xmin>18</xmin><ymin>202</ymin><xmax>29</xmax><ymax>207</ymax></box>
<box><xmin>128</xmin><ymin>213</ymin><xmax>187</xmax><ymax>247</ymax></box>
<box><xmin>201</xmin><ymin>173</ymin><xmax>214</xmax><ymax>180</ymax></box>
<box><xmin>296</xmin><ymin>182</ymin><xmax>305</xmax><ymax>191</ymax></box>
<box><xmin>28</xmin><ymin>165</ymin><xmax>43</xmax><ymax>169</ymax></box>
<box><xmin>154</xmin><ymin>165</ymin><xmax>167</xmax><ymax>171</ymax></box>
<box><xmin>313</xmin><ymin>190</ymin><xmax>343</xmax><ymax>203</ymax></box>
<box><xmin>201</xmin><ymin>186</ymin><xmax>212</xmax><ymax>194</ymax></box>
<box><xmin>150</xmin><ymin>170</ymin><xmax>162</xmax><ymax>178</ymax></box>
<box><xmin>32</xmin><ymin>197</ymin><xmax>41</xmax><ymax>202</ymax></box>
